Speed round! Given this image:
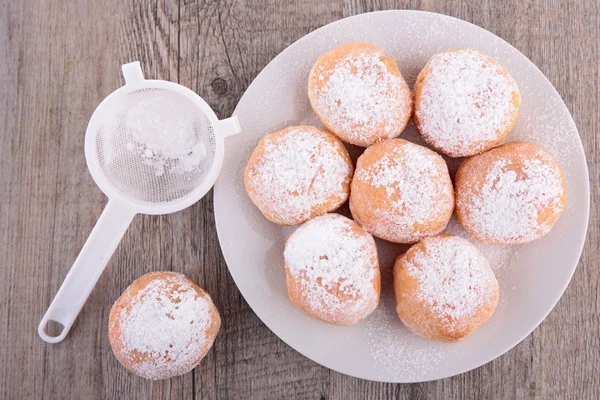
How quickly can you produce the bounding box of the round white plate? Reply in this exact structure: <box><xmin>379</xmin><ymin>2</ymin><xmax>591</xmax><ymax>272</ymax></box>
<box><xmin>214</xmin><ymin>10</ymin><xmax>589</xmax><ymax>382</ymax></box>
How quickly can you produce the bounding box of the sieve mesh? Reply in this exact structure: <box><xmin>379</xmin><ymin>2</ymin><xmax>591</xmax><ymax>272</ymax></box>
<box><xmin>95</xmin><ymin>89</ymin><xmax>216</xmax><ymax>203</ymax></box>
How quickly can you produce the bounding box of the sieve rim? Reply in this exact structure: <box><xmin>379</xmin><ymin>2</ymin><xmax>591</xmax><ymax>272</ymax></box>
<box><xmin>84</xmin><ymin>78</ymin><xmax>226</xmax><ymax>215</ymax></box>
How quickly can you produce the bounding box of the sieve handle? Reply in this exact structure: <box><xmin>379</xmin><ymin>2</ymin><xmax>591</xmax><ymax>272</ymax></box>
<box><xmin>218</xmin><ymin>116</ymin><xmax>241</xmax><ymax>137</ymax></box>
<box><xmin>38</xmin><ymin>200</ymin><xmax>136</xmax><ymax>343</ymax></box>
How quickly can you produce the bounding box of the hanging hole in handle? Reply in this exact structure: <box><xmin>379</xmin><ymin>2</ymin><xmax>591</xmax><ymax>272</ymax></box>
<box><xmin>38</xmin><ymin>318</ymin><xmax>70</xmax><ymax>343</ymax></box>
<box><xmin>43</xmin><ymin>320</ymin><xmax>65</xmax><ymax>337</ymax></box>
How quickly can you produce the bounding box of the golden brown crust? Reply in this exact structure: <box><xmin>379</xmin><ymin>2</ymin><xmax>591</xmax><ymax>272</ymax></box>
<box><xmin>393</xmin><ymin>235</ymin><xmax>499</xmax><ymax>342</ymax></box>
<box><xmin>308</xmin><ymin>43</ymin><xmax>413</xmax><ymax>147</ymax></box>
<box><xmin>108</xmin><ymin>272</ymin><xmax>221</xmax><ymax>380</ymax></box>
<box><xmin>349</xmin><ymin>139</ymin><xmax>454</xmax><ymax>244</ymax></box>
<box><xmin>244</xmin><ymin>126</ymin><xmax>353</xmax><ymax>226</ymax></box>
<box><xmin>284</xmin><ymin>214</ymin><xmax>380</xmax><ymax>325</ymax></box>
<box><xmin>414</xmin><ymin>48</ymin><xmax>521</xmax><ymax>158</ymax></box>
<box><xmin>455</xmin><ymin>141</ymin><xmax>566</xmax><ymax>244</ymax></box>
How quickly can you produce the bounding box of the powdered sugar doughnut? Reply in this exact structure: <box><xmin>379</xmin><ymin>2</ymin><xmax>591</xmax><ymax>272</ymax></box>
<box><xmin>108</xmin><ymin>272</ymin><xmax>221</xmax><ymax>380</ymax></box>
<box><xmin>308</xmin><ymin>43</ymin><xmax>413</xmax><ymax>147</ymax></box>
<box><xmin>349</xmin><ymin>139</ymin><xmax>454</xmax><ymax>244</ymax></box>
<box><xmin>245</xmin><ymin>126</ymin><xmax>353</xmax><ymax>226</ymax></box>
<box><xmin>393</xmin><ymin>235</ymin><xmax>499</xmax><ymax>342</ymax></box>
<box><xmin>456</xmin><ymin>141</ymin><xmax>566</xmax><ymax>244</ymax></box>
<box><xmin>414</xmin><ymin>49</ymin><xmax>521</xmax><ymax>158</ymax></box>
<box><xmin>284</xmin><ymin>213</ymin><xmax>380</xmax><ymax>325</ymax></box>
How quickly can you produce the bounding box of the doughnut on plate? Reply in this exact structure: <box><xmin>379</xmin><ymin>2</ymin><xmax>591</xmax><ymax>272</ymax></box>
<box><xmin>214</xmin><ymin>10</ymin><xmax>589</xmax><ymax>383</ymax></box>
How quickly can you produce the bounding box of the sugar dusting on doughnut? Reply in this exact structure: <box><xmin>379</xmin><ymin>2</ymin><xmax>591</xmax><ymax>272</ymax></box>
<box><xmin>352</xmin><ymin>140</ymin><xmax>454</xmax><ymax>243</ymax></box>
<box><xmin>405</xmin><ymin>236</ymin><xmax>497</xmax><ymax>322</ymax></box>
<box><xmin>460</xmin><ymin>149</ymin><xmax>565</xmax><ymax>244</ymax></box>
<box><xmin>245</xmin><ymin>127</ymin><xmax>352</xmax><ymax>225</ymax></box>
<box><xmin>415</xmin><ymin>49</ymin><xmax>520</xmax><ymax>157</ymax></box>
<box><xmin>284</xmin><ymin>214</ymin><xmax>379</xmax><ymax>325</ymax></box>
<box><xmin>309</xmin><ymin>44</ymin><xmax>412</xmax><ymax>147</ymax></box>
<box><xmin>113</xmin><ymin>273</ymin><xmax>215</xmax><ymax>380</ymax></box>
<box><xmin>356</xmin><ymin>144</ymin><xmax>449</xmax><ymax>227</ymax></box>
<box><xmin>442</xmin><ymin>215</ymin><xmax>517</xmax><ymax>272</ymax></box>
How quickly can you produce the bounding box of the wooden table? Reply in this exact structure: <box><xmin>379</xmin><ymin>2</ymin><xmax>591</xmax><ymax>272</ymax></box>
<box><xmin>1</xmin><ymin>0</ymin><xmax>598</xmax><ymax>398</ymax></box>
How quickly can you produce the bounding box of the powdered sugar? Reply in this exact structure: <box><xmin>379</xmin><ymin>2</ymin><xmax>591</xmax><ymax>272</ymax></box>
<box><xmin>117</xmin><ymin>273</ymin><xmax>214</xmax><ymax>380</ymax></box>
<box><xmin>310</xmin><ymin>47</ymin><xmax>412</xmax><ymax>146</ymax></box>
<box><xmin>366</xmin><ymin>303</ymin><xmax>450</xmax><ymax>381</ymax></box>
<box><xmin>415</xmin><ymin>49</ymin><xmax>519</xmax><ymax>157</ymax></box>
<box><xmin>459</xmin><ymin>151</ymin><xmax>565</xmax><ymax>243</ymax></box>
<box><xmin>125</xmin><ymin>95</ymin><xmax>208</xmax><ymax>176</ymax></box>
<box><xmin>404</xmin><ymin>236</ymin><xmax>497</xmax><ymax>321</ymax></box>
<box><xmin>443</xmin><ymin>216</ymin><xmax>516</xmax><ymax>272</ymax></box>
<box><xmin>353</xmin><ymin>141</ymin><xmax>453</xmax><ymax>242</ymax></box>
<box><xmin>246</xmin><ymin>127</ymin><xmax>352</xmax><ymax>225</ymax></box>
<box><xmin>284</xmin><ymin>214</ymin><xmax>378</xmax><ymax>323</ymax></box>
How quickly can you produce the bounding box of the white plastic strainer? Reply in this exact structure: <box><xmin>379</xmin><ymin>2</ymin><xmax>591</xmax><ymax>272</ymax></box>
<box><xmin>38</xmin><ymin>62</ymin><xmax>240</xmax><ymax>343</ymax></box>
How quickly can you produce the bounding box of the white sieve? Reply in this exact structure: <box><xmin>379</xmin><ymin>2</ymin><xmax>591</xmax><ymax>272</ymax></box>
<box><xmin>38</xmin><ymin>62</ymin><xmax>240</xmax><ymax>343</ymax></box>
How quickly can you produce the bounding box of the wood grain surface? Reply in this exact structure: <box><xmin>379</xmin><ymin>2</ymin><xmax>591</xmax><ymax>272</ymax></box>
<box><xmin>1</xmin><ymin>0</ymin><xmax>598</xmax><ymax>399</ymax></box>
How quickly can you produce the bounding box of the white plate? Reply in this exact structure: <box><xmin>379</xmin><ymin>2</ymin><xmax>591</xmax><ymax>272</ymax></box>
<box><xmin>214</xmin><ymin>10</ymin><xmax>589</xmax><ymax>383</ymax></box>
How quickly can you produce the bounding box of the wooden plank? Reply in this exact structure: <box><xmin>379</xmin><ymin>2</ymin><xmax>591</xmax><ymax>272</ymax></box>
<box><xmin>32</xmin><ymin>0</ymin><xmax>126</xmax><ymax>399</ymax></box>
<box><xmin>0</xmin><ymin>0</ymin><xmax>121</xmax><ymax>398</ymax></box>
<box><xmin>107</xmin><ymin>0</ymin><xmax>196</xmax><ymax>399</ymax></box>
<box><xmin>189</xmin><ymin>1</ymin><xmax>342</xmax><ymax>398</ymax></box>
